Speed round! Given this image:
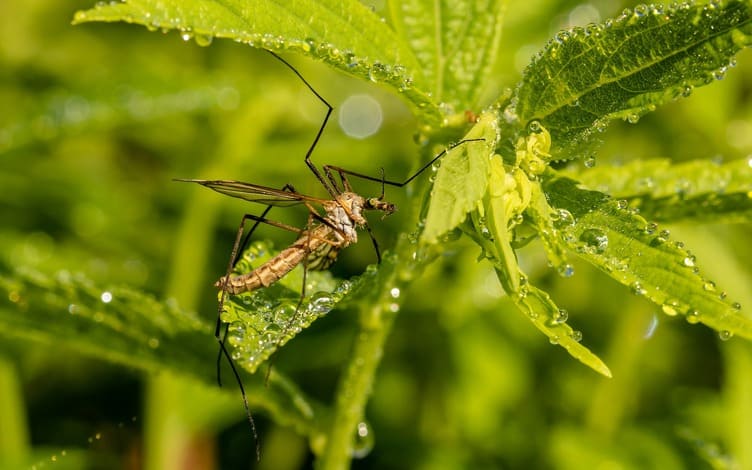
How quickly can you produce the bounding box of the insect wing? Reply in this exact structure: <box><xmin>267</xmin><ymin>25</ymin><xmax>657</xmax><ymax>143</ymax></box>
<box><xmin>176</xmin><ymin>179</ymin><xmax>324</xmax><ymax>207</ymax></box>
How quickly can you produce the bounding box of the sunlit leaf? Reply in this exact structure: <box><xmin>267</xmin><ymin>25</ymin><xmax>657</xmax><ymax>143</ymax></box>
<box><xmin>422</xmin><ymin>111</ymin><xmax>498</xmax><ymax>243</ymax></box>
<box><xmin>387</xmin><ymin>0</ymin><xmax>506</xmax><ymax>110</ymax></box>
<box><xmin>221</xmin><ymin>241</ymin><xmax>381</xmax><ymax>373</ymax></box>
<box><xmin>72</xmin><ymin>0</ymin><xmax>442</xmax><ymax>123</ymax></box>
<box><xmin>0</xmin><ymin>263</ymin><xmax>322</xmax><ymax>436</ymax></box>
<box><xmin>568</xmin><ymin>157</ymin><xmax>752</xmax><ymax>223</ymax></box>
<box><xmin>511</xmin><ymin>0</ymin><xmax>752</xmax><ymax>157</ymax></box>
<box><xmin>544</xmin><ymin>173</ymin><xmax>752</xmax><ymax>340</ymax></box>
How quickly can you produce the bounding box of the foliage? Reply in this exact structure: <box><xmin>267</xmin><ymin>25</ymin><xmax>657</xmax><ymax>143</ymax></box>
<box><xmin>2</xmin><ymin>0</ymin><xmax>752</xmax><ymax>469</ymax></box>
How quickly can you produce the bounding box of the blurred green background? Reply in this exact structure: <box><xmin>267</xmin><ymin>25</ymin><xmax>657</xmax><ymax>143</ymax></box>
<box><xmin>2</xmin><ymin>1</ymin><xmax>752</xmax><ymax>469</ymax></box>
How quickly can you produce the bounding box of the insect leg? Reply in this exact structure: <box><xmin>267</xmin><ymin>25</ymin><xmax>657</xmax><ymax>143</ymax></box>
<box><xmin>214</xmin><ymin>184</ymin><xmax>299</xmax><ymax>461</ymax></box>
<box><xmin>321</xmin><ymin>138</ymin><xmax>486</xmax><ymax>188</ymax></box>
<box><xmin>266</xmin><ymin>51</ymin><xmax>340</xmax><ymax>198</ymax></box>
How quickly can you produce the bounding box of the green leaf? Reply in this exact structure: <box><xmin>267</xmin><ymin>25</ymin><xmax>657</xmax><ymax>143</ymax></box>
<box><xmin>221</xmin><ymin>241</ymin><xmax>380</xmax><ymax>373</ymax></box>
<box><xmin>543</xmin><ymin>173</ymin><xmax>752</xmax><ymax>340</ymax></box>
<box><xmin>510</xmin><ymin>280</ymin><xmax>612</xmax><ymax>378</ymax></box>
<box><xmin>387</xmin><ymin>0</ymin><xmax>506</xmax><ymax>110</ymax></box>
<box><xmin>511</xmin><ymin>0</ymin><xmax>752</xmax><ymax>157</ymax></box>
<box><xmin>0</xmin><ymin>264</ymin><xmax>323</xmax><ymax>436</ymax></box>
<box><xmin>73</xmin><ymin>0</ymin><xmax>441</xmax><ymax>123</ymax></box>
<box><xmin>568</xmin><ymin>157</ymin><xmax>752</xmax><ymax>223</ymax></box>
<box><xmin>422</xmin><ymin>111</ymin><xmax>499</xmax><ymax>243</ymax></box>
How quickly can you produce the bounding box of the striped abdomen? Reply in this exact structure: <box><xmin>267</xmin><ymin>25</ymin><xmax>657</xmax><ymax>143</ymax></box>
<box><xmin>215</xmin><ymin>224</ymin><xmax>349</xmax><ymax>295</ymax></box>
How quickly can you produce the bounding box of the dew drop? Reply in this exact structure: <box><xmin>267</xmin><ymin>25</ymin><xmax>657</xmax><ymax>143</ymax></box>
<box><xmin>194</xmin><ymin>34</ymin><xmax>213</xmax><ymax>47</ymax></box>
<box><xmin>100</xmin><ymin>291</ymin><xmax>113</xmax><ymax>303</ymax></box>
<box><xmin>351</xmin><ymin>421</ymin><xmax>374</xmax><ymax>458</ymax></box>
<box><xmin>570</xmin><ymin>330</ymin><xmax>583</xmax><ymax>342</ymax></box>
<box><xmin>686</xmin><ymin>310</ymin><xmax>701</xmax><ymax>324</ymax></box>
<box><xmin>389</xmin><ymin>287</ymin><xmax>400</xmax><ymax>299</ymax></box>
<box><xmin>631</xmin><ymin>282</ymin><xmax>647</xmax><ymax>296</ymax></box>
<box><xmin>558</xmin><ymin>264</ymin><xmax>575</xmax><ymax>278</ymax></box>
<box><xmin>552</xmin><ymin>308</ymin><xmax>568</xmax><ymax>325</ymax></box>
<box><xmin>719</xmin><ymin>330</ymin><xmax>733</xmax><ymax>341</ymax></box>
<box><xmin>626</xmin><ymin>113</ymin><xmax>640</xmax><ymax>124</ymax></box>
<box><xmin>584</xmin><ymin>155</ymin><xmax>596</xmax><ymax>168</ymax></box>
<box><xmin>661</xmin><ymin>304</ymin><xmax>679</xmax><ymax>316</ymax></box>
<box><xmin>579</xmin><ymin>228</ymin><xmax>609</xmax><ymax>253</ymax></box>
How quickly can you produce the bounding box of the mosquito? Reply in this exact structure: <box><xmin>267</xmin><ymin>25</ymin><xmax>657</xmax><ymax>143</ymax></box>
<box><xmin>176</xmin><ymin>50</ymin><xmax>482</xmax><ymax>459</ymax></box>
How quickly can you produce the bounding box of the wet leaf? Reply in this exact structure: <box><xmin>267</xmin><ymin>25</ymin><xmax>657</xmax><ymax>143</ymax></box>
<box><xmin>510</xmin><ymin>0</ymin><xmax>752</xmax><ymax>157</ymax></box>
<box><xmin>0</xmin><ymin>263</ymin><xmax>322</xmax><ymax>436</ymax></box>
<box><xmin>221</xmin><ymin>241</ymin><xmax>381</xmax><ymax>373</ymax></box>
<box><xmin>568</xmin><ymin>157</ymin><xmax>752</xmax><ymax>224</ymax></box>
<box><xmin>544</xmin><ymin>173</ymin><xmax>752</xmax><ymax>340</ymax></box>
<box><xmin>73</xmin><ymin>0</ymin><xmax>441</xmax><ymax>123</ymax></box>
<box><xmin>388</xmin><ymin>0</ymin><xmax>505</xmax><ymax>111</ymax></box>
<box><xmin>422</xmin><ymin>111</ymin><xmax>498</xmax><ymax>243</ymax></box>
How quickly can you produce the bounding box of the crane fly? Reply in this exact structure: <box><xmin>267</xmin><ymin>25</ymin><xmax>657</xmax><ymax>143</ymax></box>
<box><xmin>176</xmin><ymin>50</ymin><xmax>483</xmax><ymax>460</ymax></box>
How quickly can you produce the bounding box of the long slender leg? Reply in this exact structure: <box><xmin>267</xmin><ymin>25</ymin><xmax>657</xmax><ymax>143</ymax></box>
<box><xmin>214</xmin><ymin>186</ymin><xmax>301</xmax><ymax>460</ymax></box>
<box><xmin>267</xmin><ymin>51</ymin><xmax>339</xmax><ymax>199</ymax></box>
<box><xmin>263</xmin><ymin>210</ymin><xmax>324</xmax><ymax>384</ymax></box>
<box><xmin>216</xmin><ymin>211</ymin><xmax>306</xmax><ymax>384</ymax></box>
<box><xmin>232</xmin><ymin>184</ymin><xmax>297</xmax><ymax>268</ymax></box>
<box><xmin>323</xmin><ymin>138</ymin><xmax>486</xmax><ymax>188</ymax></box>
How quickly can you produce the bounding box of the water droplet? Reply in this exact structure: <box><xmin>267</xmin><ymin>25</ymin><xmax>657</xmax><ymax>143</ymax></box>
<box><xmin>351</xmin><ymin>421</ymin><xmax>374</xmax><ymax>458</ymax></box>
<box><xmin>194</xmin><ymin>34</ymin><xmax>213</xmax><ymax>47</ymax></box>
<box><xmin>626</xmin><ymin>113</ymin><xmax>640</xmax><ymax>124</ymax></box>
<box><xmin>686</xmin><ymin>310</ymin><xmax>701</xmax><ymax>324</ymax></box>
<box><xmin>554</xmin><ymin>209</ymin><xmax>574</xmax><ymax>227</ymax></box>
<box><xmin>631</xmin><ymin>282</ymin><xmax>647</xmax><ymax>296</ymax></box>
<box><xmin>389</xmin><ymin>287</ymin><xmax>400</xmax><ymax>299</ymax></box>
<box><xmin>310</xmin><ymin>292</ymin><xmax>335</xmax><ymax>315</ymax></box>
<box><xmin>616</xmin><ymin>199</ymin><xmax>629</xmax><ymax>210</ymax></box>
<box><xmin>662</xmin><ymin>303</ymin><xmax>679</xmax><ymax>316</ymax></box>
<box><xmin>584</xmin><ymin>155</ymin><xmax>596</xmax><ymax>168</ymax></box>
<box><xmin>549</xmin><ymin>335</ymin><xmax>560</xmax><ymax>345</ymax></box>
<box><xmin>551</xmin><ymin>308</ymin><xmax>568</xmax><ymax>325</ymax></box>
<box><xmin>148</xmin><ymin>337</ymin><xmax>160</xmax><ymax>348</ymax></box>
<box><xmin>579</xmin><ymin>228</ymin><xmax>609</xmax><ymax>253</ymax></box>
<box><xmin>570</xmin><ymin>330</ymin><xmax>583</xmax><ymax>342</ymax></box>
<box><xmin>558</xmin><ymin>264</ymin><xmax>575</xmax><ymax>278</ymax></box>
<box><xmin>719</xmin><ymin>330</ymin><xmax>733</xmax><ymax>341</ymax></box>
<box><xmin>703</xmin><ymin>280</ymin><xmax>716</xmax><ymax>292</ymax></box>
<box><xmin>645</xmin><ymin>222</ymin><xmax>658</xmax><ymax>235</ymax></box>
<box><xmin>683</xmin><ymin>256</ymin><xmax>696</xmax><ymax>267</ymax></box>
<box><xmin>528</xmin><ymin>120</ymin><xmax>543</xmax><ymax>133</ymax></box>
<box><xmin>732</xmin><ymin>302</ymin><xmax>742</xmax><ymax>311</ymax></box>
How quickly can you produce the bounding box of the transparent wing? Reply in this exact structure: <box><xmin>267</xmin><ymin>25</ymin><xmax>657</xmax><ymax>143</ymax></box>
<box><xmin>175</xmin><ymin>179</ymin><xmax>328</xmax><ymax>207</ymax></box>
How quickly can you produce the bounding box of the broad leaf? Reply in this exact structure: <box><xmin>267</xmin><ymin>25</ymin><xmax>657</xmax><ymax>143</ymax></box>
<box><xmin>387</xmin><ymin>0</ymin><xmax>506</xmax><ymax>111</ymax></box>
<box><xmin>222</xmin><ymin>241</ymin><xmax>381</xmax><ymax>373</ymax></box>
<box><xmin>509</xmin><ymin>0</ymin><xmax>752</xmax><ymax>157</ymax></box>
<box><xmin>0</xmin><ymin>264</ymin><xmax>322</xmax><ymax>435</ymax></box>
<box><xmin>543</xmin><ymin>173</ymin><xmax>752</xmax><ymax>340</ymax></box>
<box><xmin>569</xmin><ymin>157</ymin><xmax>752</xmax><ymax>223</ymax></box>
<box><xmin>73</xmin><ymin>0</ymin><xmax>442</xmax><ymax>123</ymax></box>
<box><xmin>422</xmin><ymin>111</ymin><xmax>499</xmax><ymax>242</ymax></box>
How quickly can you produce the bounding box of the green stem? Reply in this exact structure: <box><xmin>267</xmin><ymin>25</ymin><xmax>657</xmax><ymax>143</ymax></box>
<box><xmin>0</xmin><ymin>356</ymin><xmax>29</xmax><ymax>468</ymax></box>
<box><xmin>319</xmin><ymin>297</ymin><xmax>397</xmax><ymax>470</ymax></box>
<box><xmin>318</xmin><ymin>235</ymin><xmax>433</xmax><ymax>470</ymax></box>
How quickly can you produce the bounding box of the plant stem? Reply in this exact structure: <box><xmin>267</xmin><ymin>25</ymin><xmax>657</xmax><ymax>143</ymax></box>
<box><xmin>318</xmin><ymin>235</ymin><xmax>432</xmax><ymax>470</ymax></box>
<box><xmin>318</xmin><ymin>276</ymin><xmax>398</xmax><ymax>470</ymax></box>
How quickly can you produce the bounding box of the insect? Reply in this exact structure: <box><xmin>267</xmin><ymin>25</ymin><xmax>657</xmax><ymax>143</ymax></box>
<box><xmin>177</xmin><ymin>50</ymin><xmax>481</xmax><ymax>459</ymax></box>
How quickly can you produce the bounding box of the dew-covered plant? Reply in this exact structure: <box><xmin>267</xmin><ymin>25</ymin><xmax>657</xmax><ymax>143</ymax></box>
<box><xmin>3</xmin><ymin>0</ymin><xmax>752</xmax><ymax>469</ymax></box>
